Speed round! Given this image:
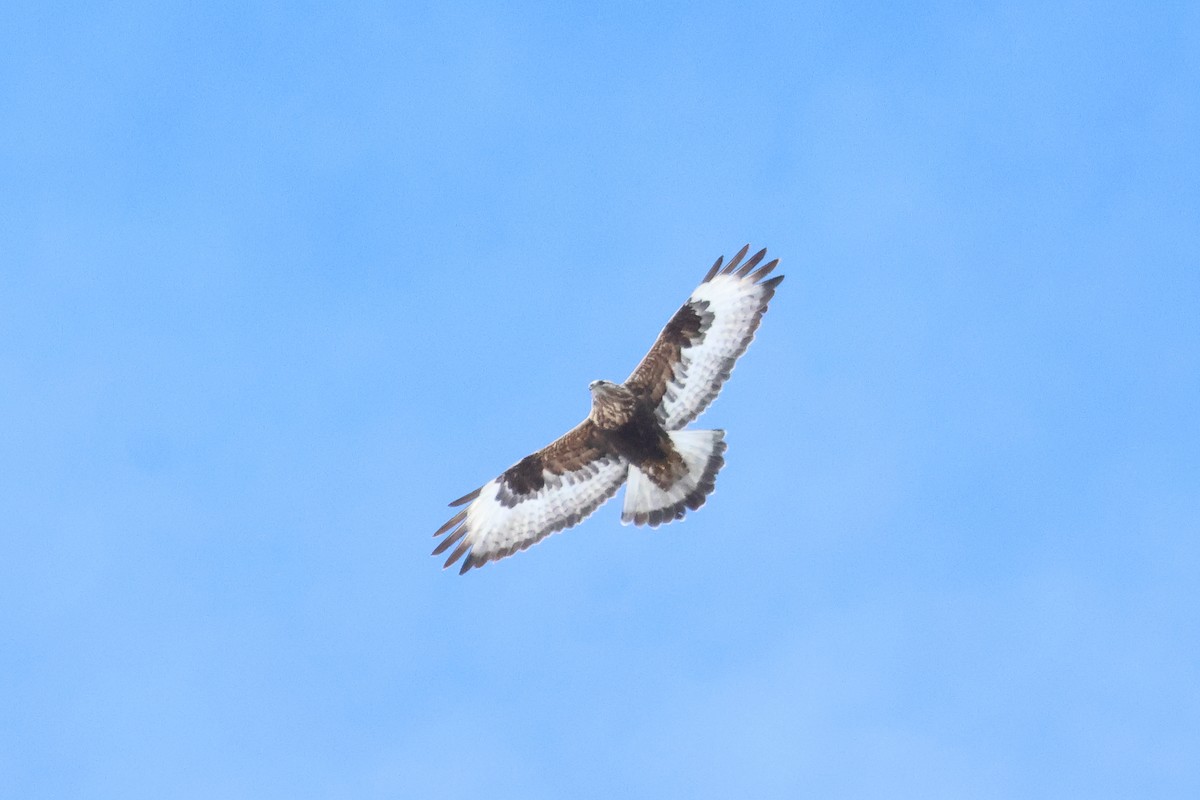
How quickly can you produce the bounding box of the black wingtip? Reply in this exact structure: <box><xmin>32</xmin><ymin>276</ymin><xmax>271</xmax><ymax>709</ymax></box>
<box><xmin>702</xmin><ymin>256</ymin><xmax>723</xmax><ymax>283</ymax></box>
<box><xmin>750</xmin><ymin>258</ymin><xmax>779</xmax><ymax>282</ymax></box>
<box><xmin>736</xmin><ymin>248</ymin><xmax>768</xmax><ymax>277</ymax></box>
<box><xmin>434</xmin><ymin>510</ymin><xmax>467</xmax><ymax>537</ymax></box>
<box><xmin>444</xmin><ymin>540</ymin><xmax>470</xmax><ymax>569</ymax></box>
<box><xmin>723</xmin><ymin>244</ymin><xmax>751</xmax><ymax>274</ymax></box>
<box><xmin>448</xmin><ymin>488</ymin><xmax>481</xmax><ymax>507</ymax></box>
<box><xmin>432</xmin><ymin>525</ymin><xmax>467</xmax><ymax>556</ymax></box>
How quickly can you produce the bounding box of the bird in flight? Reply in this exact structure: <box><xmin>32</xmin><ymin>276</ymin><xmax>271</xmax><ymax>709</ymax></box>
<box><xmin>433</xmin><ymin>245</ymin><xmax>784</xmax><ymax>573</ymax></box>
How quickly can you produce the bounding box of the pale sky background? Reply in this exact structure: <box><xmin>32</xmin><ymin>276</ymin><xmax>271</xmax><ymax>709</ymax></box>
<box><xmin>2</xmin><ymin>2</ymin><xmax>1198</xmax><ymax>798</ymax></box>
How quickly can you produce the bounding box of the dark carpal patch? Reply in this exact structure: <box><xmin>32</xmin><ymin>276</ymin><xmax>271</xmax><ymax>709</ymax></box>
<box><xmin>662</xmin><ymin>300</ymin><xmax>712</xmax><ymax>349</ymax></box>
<box><xmin>625</xmin><ymin>300</ymin><xmax>714</xmax><ymax>414</ymax></box>
<box><xmin>499</xmin><ymin>454</ymin><xmax>546</xmax><ymax>504</ymax></box>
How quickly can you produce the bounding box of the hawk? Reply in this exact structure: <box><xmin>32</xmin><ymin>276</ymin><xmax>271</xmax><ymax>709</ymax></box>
<box><xmin>433</xmin><ymin>245</ymin><xmax>784</xmax><ymax>573</ymax></box>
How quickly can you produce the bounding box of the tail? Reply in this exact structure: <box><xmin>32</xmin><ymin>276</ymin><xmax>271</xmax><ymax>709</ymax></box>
<box><xmin>621</xmin><ymin>429</ymin><xmax>727</xmax><ymax>527</ymax></box>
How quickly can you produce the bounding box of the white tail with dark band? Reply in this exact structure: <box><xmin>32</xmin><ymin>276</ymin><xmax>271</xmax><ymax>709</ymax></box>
<box><xmin>621</xmin><ymin>429</ymin><xmax>727</xmax><ymax>527</ymax></box>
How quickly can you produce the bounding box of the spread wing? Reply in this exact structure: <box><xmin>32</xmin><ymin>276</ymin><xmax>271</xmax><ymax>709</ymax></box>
<box><xmin>433</xmin><ymin>420</ymin><xmax>629</xmax><ymax>574</ymax></box>
<box><xmin>626</xmin><ymin>245</ymin><xmax>783</xmax><ymax>430</ymax></box>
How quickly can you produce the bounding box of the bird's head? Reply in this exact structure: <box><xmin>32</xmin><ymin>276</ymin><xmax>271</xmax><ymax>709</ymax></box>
<box><xmin>589</xmin><ymin>380</ymin><xmax>626</xmax><ymax>408</ymax></box>
<box><xmin>587</xmin><ymin>380</ymin><xmax>633</xmax><ymax>428</ymax></box>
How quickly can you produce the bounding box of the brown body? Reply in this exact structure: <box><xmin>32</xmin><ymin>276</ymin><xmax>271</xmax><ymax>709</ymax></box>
<box><xmin>587</xmin><ymin>381</ymin><xmax>684</xmax><ymax>490</ymax></box>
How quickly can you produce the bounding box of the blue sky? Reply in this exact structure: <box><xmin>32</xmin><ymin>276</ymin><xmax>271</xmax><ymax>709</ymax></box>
<box><xmin>2</xmin><ymin>2</ymin><xmax>1198</xmax><ymax>797</ymax></box>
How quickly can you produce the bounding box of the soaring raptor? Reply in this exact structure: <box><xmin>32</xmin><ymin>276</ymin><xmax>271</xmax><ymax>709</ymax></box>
<box><xmin>433</xmin><ymin>245</ymin><xmax>783</xmax><ymax>573</ymax></box>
